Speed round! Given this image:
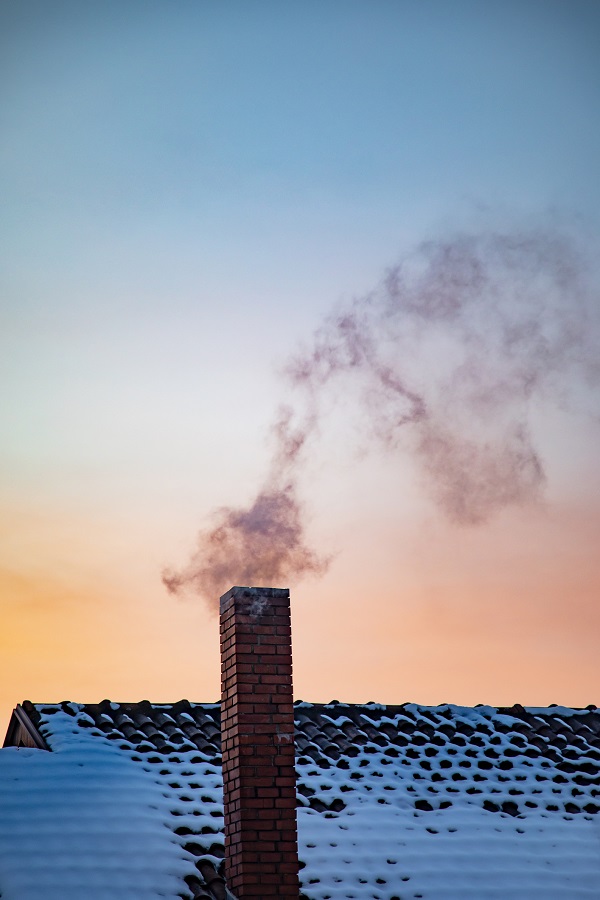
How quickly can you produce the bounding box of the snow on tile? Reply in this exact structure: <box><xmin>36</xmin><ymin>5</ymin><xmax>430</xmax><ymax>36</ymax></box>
<box><xmin>0</xmin><ymin>711</ymin><xmax>192</xmax><ymax>899</ymax></box>
<box><xmin>1</xmin><ymin>700</ymin><xmax>599</xmax><ymax>899</ymax></box>
<box><xmin>294</xmin><ymin>703</ymin><xmax>600</xmax><ymax>899</ymax></box>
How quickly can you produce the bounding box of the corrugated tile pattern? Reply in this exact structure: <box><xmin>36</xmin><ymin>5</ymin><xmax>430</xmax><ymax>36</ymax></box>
<box><xmin>294</xmin><ymin>702</ymin><xmax>600</xmax><ymax>819</ymax></box>
<box><xmin>24</xmin><ymin>700</ymin><xmax>600</xmax><ymax>899</ymax></box>
<box><xmin>25</xmin><ymin>699</ymin><xmax>226</xmax><ymax>900</ymax></box>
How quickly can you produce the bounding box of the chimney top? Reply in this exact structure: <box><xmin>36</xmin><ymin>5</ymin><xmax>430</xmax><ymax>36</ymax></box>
<box><xmin>219</xmin><ymin>585</ymin><xmax>290</xmax><ymax>615</ymax></box>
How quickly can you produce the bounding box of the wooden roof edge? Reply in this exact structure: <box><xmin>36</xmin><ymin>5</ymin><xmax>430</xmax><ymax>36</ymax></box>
<box><xmin>3</xmin><ymin>703</ymin><xmax>49</xmax><ymax>750</ymax></box>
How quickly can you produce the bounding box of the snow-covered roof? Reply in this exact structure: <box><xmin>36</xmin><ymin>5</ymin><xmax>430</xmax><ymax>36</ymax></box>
<box><xmin>1</xmin><ymin>699</ymin><xmax>599</xmax><ymax>899</ymax></box>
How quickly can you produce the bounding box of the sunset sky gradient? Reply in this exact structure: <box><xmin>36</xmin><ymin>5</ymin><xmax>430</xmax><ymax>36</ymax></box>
<box><xmin>1</xmin><ymin>0</ymin><xmax>599</xmax><ymax>729</ymax></box>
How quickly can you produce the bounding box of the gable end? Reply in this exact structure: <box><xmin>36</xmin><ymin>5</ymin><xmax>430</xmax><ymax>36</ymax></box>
<box><xmin>3</xmin><ymin>703</ymin><xmax>48</xmax><ymax>750</ymax></box>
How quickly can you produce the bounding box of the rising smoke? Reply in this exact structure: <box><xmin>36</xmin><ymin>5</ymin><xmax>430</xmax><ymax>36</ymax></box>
<box><xmin>163</xmin><ymin>225</ymin><xmax>599</xmax><ymax>607</ymax></box>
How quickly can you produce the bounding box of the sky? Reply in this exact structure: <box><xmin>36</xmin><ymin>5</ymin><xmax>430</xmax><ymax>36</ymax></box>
<box><xmin>1</xmin><ymin>0</ymin><xmax>599</xmax><ymax>729</ymax></box>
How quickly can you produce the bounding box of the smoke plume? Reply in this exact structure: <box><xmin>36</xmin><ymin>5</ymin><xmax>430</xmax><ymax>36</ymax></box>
<box><xmin>164</xmin><ymin>225</ymin><xmax>599</xmax><ymax>606</ymax></box>
<box><xmin>163</xmin><ymin>405</ymin><xmax>328</xmax><ymax>604</ymax></box>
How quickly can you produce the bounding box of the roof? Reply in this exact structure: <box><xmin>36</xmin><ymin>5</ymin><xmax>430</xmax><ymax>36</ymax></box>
<box><xmin>1</xmin><ymin>699</ymin><xmax>600</xmax><ymax>899</ymax></box>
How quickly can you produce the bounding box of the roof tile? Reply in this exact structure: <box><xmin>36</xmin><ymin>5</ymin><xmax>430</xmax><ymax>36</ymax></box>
<box><xmin>2</xmin><ymin>701</ymin><xmax>600</xmax><ymax>897</ymax></box>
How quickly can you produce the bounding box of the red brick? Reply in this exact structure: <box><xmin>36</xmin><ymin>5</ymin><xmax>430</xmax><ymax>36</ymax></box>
<box><xmin>220</xmin><ymin>587</ymin><xmax>299</xmax><ymax>898</ymax></box>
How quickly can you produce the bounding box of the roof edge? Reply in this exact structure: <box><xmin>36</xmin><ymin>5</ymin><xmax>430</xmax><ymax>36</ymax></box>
<box><xmin>3</xmin><ymin>703</ymin><xmax>49</xmax><ymax>750</ymax></box>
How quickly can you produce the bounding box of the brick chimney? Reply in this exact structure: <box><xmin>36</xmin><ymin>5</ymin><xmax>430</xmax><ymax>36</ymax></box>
<box><xmin>219</xmin><ymin>586</ymin><xmax>300</xmax><ymax>898</ymax></box>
